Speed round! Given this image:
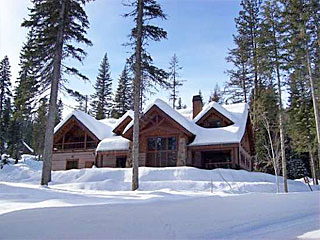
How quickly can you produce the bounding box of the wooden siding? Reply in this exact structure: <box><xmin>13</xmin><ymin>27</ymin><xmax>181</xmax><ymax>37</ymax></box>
<box><xmin>52</xmin><ymin>150</ymin><xmax>95</xmax><ymax>171</ymax></box>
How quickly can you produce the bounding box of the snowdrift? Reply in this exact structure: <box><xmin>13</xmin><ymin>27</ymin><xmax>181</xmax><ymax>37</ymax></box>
<box><xmin>1</xmin><ymin>155</ymin><xmax>317</xmax><ymax>193</ymax></box>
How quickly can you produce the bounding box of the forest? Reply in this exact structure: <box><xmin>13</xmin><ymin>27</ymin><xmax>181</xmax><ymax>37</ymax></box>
<box><xmin>0</xmin><ymin>0</ymin><xmax>319</xmax><ymax>188</ymax></box>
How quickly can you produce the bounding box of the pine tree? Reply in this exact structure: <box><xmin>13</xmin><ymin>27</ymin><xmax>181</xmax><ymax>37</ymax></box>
<box><xmin>33</xmin><ymin>97</ymin><xmax>48</xmax><ymax>157</ymax></box>
<box><xmin>226</xmin><ymin>35</ymin><xmax>252</xmax><ymax>103</ymax></box>
<box><xmin>125</xmin><ymin>0</ymin><xmax>167</xmax><ymax>190</ymax></box>
<box><xmin>168</xmin><ymin>54</ymin><xmax>184</xmax><ymax>109</ymax></box>
<box><xmin>112</xmin><ymin>64</ymin><xmax>133</xmax><ymax>118</ymax></box>
<box><xmin>259</xmin><ymin>0</ymin><xmax>288</xmax><ymax>192</ymax></box>
<box><xmin>287</xmin><ymin>71</ymin><xmax>317</xmax><ymax>183</ymax></box>
<box><xmin>0</xmin><ymin>56</ymin><xmax>12</xmax><ymax>155</ymax></box>
<box><xmin>282</xmin><ymin>0</ymin><xmax>319</xmax><ymax>184</ymax></box>
<box><xmin>91</xmin><ymin>53</ymin><xmax>113</xmax><ymax>119</ymax></box>
<box><xmin>22</xmin><ymin>0</ymin><xmax>93</xmax><ymax>185</ymax></box>
<box><xmin>176</xmin><ymin>97</ymin><xmax>182</xmax><ymax>110</ymax></box>
<box><xmin>12</xmin><ymin>31</ymin><xmax>40</xmax><ymax>155</ymax></box>
<box><xmin>125</xmin><ymin>0</ymin><xmax>169</xmax><ymax>111</ymax></box>
<box><xmin>209</xmin><ymin>84</ymin><xmax>223</xmax><ymax>104</ymax></box>
<box><xmin>55</xmin><ymin>99</ymin><xmax>63</xmax><ymax>125</ymax></box>
<box><xmin>66</xmin><ymin>88</ymin><xmax>88</xmax><ymax>112</ymax></box>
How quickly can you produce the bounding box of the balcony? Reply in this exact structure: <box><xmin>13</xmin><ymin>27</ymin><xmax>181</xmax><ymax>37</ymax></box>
<box><xmin>53</xmin><ymin>141</ymin><xmax>97</xmax><ymax>151</ymax></box>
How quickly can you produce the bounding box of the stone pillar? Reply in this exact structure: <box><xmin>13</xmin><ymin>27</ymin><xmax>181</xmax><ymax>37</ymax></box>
<box><xmin>177</xmin><ymin>137</ymin><xmax>187</xmax><ymax>166</ymax></box>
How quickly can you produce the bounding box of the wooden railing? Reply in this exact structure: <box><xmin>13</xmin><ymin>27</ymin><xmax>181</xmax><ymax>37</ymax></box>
<box><xmin>53</xmin><ymin>141</ymin><xmax>96</xmax><ymax>151</ymax></box>
<box><xmin>205</xmin><ymin>162</ymin><xmax>232</xmax><ymax>169</ymax></box>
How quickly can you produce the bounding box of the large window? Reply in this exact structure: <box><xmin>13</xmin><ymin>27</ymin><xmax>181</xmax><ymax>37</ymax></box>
<box><xmin>146</xmin><ymin>137</ymin><xmax>177</xmax><ymax>167</ymax></box>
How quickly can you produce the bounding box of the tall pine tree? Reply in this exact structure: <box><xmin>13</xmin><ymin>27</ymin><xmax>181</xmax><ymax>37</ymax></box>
<box><xmin>112</xmin><ymin>64</ymin><xmax>133</xmax><ymax>118</ymax></box>
<box><xmin>168</xmin><ymin>54</ymin><xmax>184</xmax><ymax>109</ymax></box>
<box><xmin>0</xmin><ymin>56</ymin><xmax>12</xmax><ymax>155</ymax></box>
<box><xmin>125</xmin><ymin>0</ymin><xmax>168</xmax><ymax>190</ymax></box>
<box><xmin>91</xmin><ymin>53</ymin><xmax>113</xmax><ymax>119</ymax></box>
<box><xmin>22</xmin><ymin>0</ymin><xmax>93</xmax><ymax>185</ymax></box>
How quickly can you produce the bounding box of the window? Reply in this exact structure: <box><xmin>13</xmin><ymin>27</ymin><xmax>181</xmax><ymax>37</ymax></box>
<box><xmin>66</xmin><ymin>160</ymin><xmax>79</xmax><ymax>170</ymax></box>
<box><xmin>85</xmin><ymin>161</ymin><xmax>94</xmax><ymax>168</ymax></box>
<box><xmin>146</xmin><ymin>137</ymin><xmax>177</xmax><ymax>167</ymax></box>
<box><xmin>204</xmin><ymin>119</ymin><xmax>222</xmax><ymax>128</ymax></box>
<box><xmin>116</xmin><ymin>157</ymin><xmax>127</xmax><ymax>168</ymax></box>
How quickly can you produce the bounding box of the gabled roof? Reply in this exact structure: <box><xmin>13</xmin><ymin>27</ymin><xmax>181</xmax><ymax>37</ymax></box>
<box><xmin>55</xmin><ymin>100</ymin><xmax>250</xmax><ymax>150</ymax></box>
<box><xmin>54</xmin><ymin>110</ymin><xmax>113</xmax><ymax>140</ymax></box>
<box><xmin>112</xmin><ymin>110</ymin><xmax>134</xmax><ymax>134</ymax></box>
<box><xmin>189</xmin><ymin>103</ymin><xmax>249</xmax><ymax>146</ymax></box>
<box><xmin>123</xmin><ymin>99</ymin><xmax>196</xmax><ymax>136</ymax></box>
<box><xmin>123</xmin><ymin>99</ymin><xmax>249</xmax><ymax>146</ymax></box>
<box><xmin>193</xmin><ymin>101</ymin><xmax>235</xmax><ymax>124</ymax></box>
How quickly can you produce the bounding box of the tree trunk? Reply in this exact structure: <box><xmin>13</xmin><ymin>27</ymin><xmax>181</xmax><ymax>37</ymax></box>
<box><xmin>41</xmin><ymin>0</ymin><xmax>66</xmax><ymax>186</ymax></box>
<box><xmin>305</xmin><ymin>36</ymin><xmax>320</xmax><ymax>185</ymax></box>
<box><xmin>273</xmin><ymin>23</ymin><xmax>288</xmax><ymax>192</ymax></box>
<box><xmin>276</xmin><ymin>66</ymin><xmax>287</xmax><ymax>192</ymax></box>
<box><xmin>265</xmin><ymin>119</ymin><xmax>280</xmax><ymax>193</ymax></box>
<box><xmin>132</xmin><ymin>0</ymin><xmax>143</xmax><ymax>191</ymax></box>
<box><xmin>308</xmin><ymin>147</ymin><xmax>317</xmax><ymax>185</ymax></box>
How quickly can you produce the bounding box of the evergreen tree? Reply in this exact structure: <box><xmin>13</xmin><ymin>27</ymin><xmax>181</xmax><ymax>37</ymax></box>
<box><xmin>55</xmin><ymin>99</ymin><xmax>63</xmax><ymax>125</ymax></box>
<box><xmin>168</xmin><ymin>54</ymin><xmax>184</xmax><ymax>109</ymax></box>
<box><xmin>259</xmin><ymin>0</ymin><xmax>288</xmax><ymax>192</ymax></box>
<box><xmin>125</xmin><ymin>0</ymin><xmax>167</xmax><ymax>190</ymax></box>
<box><xmin>287</xmin><ymin>70</ymin><xmax>317</xmax><ymax>183</ymax></box>
<box><xmin>12</xmin><ymin>31</ymin><xmax>40</xmax><ymax>155</ymax></box>
<box><xmin>91</xmin><ymin>53</ymin><xmax>113</xmax><ymax>119</ymax></box>
<box><xmin>176</xmin><ymin>97</ymin><xmax>182</xmax><ymax>110</ymax></box>
<box><xmin>66</xmin><ymin>88</ymin><xmax>88</xmax><ymax>112</ymax></box>
<box><xmin>282</xmin><ymin>0</ymin><xmax>319</xmax><ymax>184</ymax></box>
<box><xmin>225</xmin><ymin>35</ymin><xmax>252</xmax><ymax>103</ymax></box>
<box><xmin>254</xmin><ymin>85</ymin><xmax>279</xmax><ymax>174</ymax></box>
<box><xmin>125</xmin><ymin>0</ymin><xmax>169</xmax><ymax>111</ymax></box>
<box><xmin>112</xmin><ymin>64</ymin><xmax>133</xmax><ymax>118</ymax></box>
<box><xmin>33</xmin><ymin>97</ymin><xmax>48</xmax><ymax>158</ymax></box>
<box><xmin>209</xmin><ymin>84</ymin><xmax>223</xmax><ymax>103</ymax></box>
<box><xmin>0</xmin><ymin>56</ymin><xmax>12</xmax><ymax>155</ymax></box>
<box><xmin>22</xmin><ymin>0</ymin><xmax>93</xmax><ymax>185</ymax></box>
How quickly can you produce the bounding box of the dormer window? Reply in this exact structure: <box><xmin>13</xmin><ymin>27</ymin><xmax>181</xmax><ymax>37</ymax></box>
<box><xmin>204</xmin><ymin>119</ymin><xmax>222</xmax><ymax>128</ymax></box>
<box><xmin>196</xmin><ymin>107</ymin><xmax>233</xmax><ymax>129</ymax></box>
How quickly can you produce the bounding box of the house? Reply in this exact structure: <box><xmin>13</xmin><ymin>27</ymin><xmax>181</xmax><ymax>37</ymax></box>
<box><xmin>52</xmin><ymin>95</ymin><xmax>254</xmax><ymax>171</ymax></box>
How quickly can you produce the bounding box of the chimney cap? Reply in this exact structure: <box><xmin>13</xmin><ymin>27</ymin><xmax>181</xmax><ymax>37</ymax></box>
<box><xmin>192</xmin><ymin>95</ymin><xmax>202</xmax><ymax>102</ymax></box>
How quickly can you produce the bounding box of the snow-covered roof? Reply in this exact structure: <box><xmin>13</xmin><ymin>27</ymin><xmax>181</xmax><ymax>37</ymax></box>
<box><xmin>123</xmin><ymin>99</ymin><xmax>249</xmax><ymax>146</ymax></box>
<box><xmin>55</xmin><ymin>100</ymin><xmax>249</xmax><ymax>150</ymax></box>
<box><xmin>189</xmin><ymin>103</ymin><xmax>249</xmax><ymax>146</ymax></box>
<box><xmin>123</xmin><ymin>99</ymin><xmax>196</xmax><ymax>135</ymax></box>
<box><xmin>193</xmin><ymin>101</ymin><xmax>235</xmax><ymax>123</ymax></box>
<box><xmin>96</xmin><ymin>136</ymin><xmax>130</xmax><ymax>152</ymax></box>
<box><xmin>177</xmin><ymin>108</ymin><xmax>193</xmax><ymax>120</ymax></box>
<box><xmin>54</xmin><ymin>110</ymin><xmax>114</xmax><ymax>140</ymax></box>
<box><xmin>112</xmin><ymin>110</ymin><xmax>134</xmax><ymax>132</ymax></box>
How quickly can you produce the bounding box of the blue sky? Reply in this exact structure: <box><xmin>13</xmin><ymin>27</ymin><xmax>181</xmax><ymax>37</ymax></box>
<box><xmin>0</xmin><ymin>0</ymin><xmax>241</xmax><ymax>111</ymax></box>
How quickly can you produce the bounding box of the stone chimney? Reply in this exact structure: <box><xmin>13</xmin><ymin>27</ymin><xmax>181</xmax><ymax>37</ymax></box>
<box><xmin>192</xmin><ymin>95</ymin><xmax>203</xmax><ymax>119</ymax></box>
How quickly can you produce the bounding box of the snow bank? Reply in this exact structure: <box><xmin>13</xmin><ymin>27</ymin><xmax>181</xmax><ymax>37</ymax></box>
<box><xmin>298</xmin><ymin>230</ymin><xmax>320</xmax><ymax>239</ymax></box>
<box><xmin>1</xmin><ymin>157</ymin><xmax>318</xmax><ymax>193</ymax></box>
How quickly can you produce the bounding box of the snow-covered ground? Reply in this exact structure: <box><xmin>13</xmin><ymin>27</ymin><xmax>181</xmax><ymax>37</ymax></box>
<box><xmin>0</xmin><ymin>155</ymin><xmax>319</xmax><ymax>239</ymax></box>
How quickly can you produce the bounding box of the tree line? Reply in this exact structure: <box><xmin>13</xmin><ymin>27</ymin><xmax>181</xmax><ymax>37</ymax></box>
<box><xmin>225</xmin><ymin>0</ymin><xmax>320</xmax><ymax>191</ymax></box>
